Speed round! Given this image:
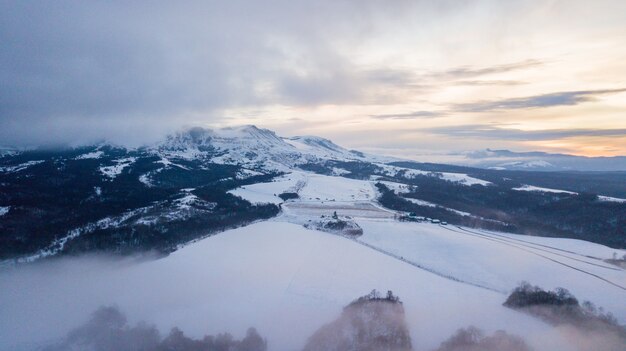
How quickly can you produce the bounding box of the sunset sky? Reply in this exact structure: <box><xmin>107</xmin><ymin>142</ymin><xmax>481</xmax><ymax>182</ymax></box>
<box><xmin>2</xmin><ymin>1</ymin><xmax>625</xmax><ymax>157</ymax></box>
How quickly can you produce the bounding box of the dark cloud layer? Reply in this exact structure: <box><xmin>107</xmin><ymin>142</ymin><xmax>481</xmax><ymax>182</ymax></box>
<box><xmin>453</xmin><ymin>89</ymin><xmax>626</xmax><ymax>112</ymax></box>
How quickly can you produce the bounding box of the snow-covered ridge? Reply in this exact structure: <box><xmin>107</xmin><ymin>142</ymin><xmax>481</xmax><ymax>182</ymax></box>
<box><xmin>0</xmin><ymin>160</ymin><xmax>44</xmax><ymax>173</ymax></box>
<box><xmin>512</xmin><ymin>185</ymin><xmax>626</xmax><ymax>202</ymax></box>
<box><xmin>75</xmin><ymin>151</ymin><xmax>104</xmax><ymax>159</ymax></box>
<box><xmin>151</xmin><ymin>125</ymin><xmax>378</xmax><ymax>172</ymax></box>
<box><xmin>512</xmin><ymin>185</ymin><xmax>576</xmax><ymax>194</ymax></box>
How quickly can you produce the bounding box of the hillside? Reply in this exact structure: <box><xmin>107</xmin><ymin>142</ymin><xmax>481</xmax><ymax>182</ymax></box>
<box><xmin>1</xmin><ymin>125</ymin><xmax>626</xmax><ymax>264</ymax></box>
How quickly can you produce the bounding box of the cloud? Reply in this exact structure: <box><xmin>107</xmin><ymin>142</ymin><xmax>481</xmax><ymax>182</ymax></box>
<box><xmin>0</xmin><ymin>1</ymin><xmax>416</xmax><ymax>146</ymax></box>
<box><xmin>423</xmin><ymin>125</ymin><xmax>626</xmax><ymax>141</ymax></box>
<box><xmin>453</xmin><ymin>88</ymin><xmax>626</xmax><ymax>112</ymax></box>
<box><xmin>370</xmin><ymin>110</ymin><xmax>447</xmax><ymax>120</ymax></box>
<box><xmin>454</xmin><ymin>80</ymin><xmax>526</xmax><ymax>86</ymax></box>
<box><xmin>425</xmin><ymin>60</ymin><xmax>543</xmax><ymax>80</ymax></box>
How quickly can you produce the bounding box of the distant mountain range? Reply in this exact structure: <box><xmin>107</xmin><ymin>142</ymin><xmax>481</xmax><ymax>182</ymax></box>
<box><xmin>459</xmin><ymin>148</ymin><xmax>626</xmax><ymax>172</ymax></box>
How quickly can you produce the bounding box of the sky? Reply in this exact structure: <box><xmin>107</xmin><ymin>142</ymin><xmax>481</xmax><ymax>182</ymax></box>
<box><xmin>1</xmin><ymin>0</ymin><xmax>626</xmax><ymax>157</ymax></box>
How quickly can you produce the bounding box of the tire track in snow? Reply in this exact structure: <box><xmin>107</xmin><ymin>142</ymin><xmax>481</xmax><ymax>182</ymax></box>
<box><xmin>458</xmin><ymin>228</ymin><xmax>620</xmax><ymax>271</ymax></box>
<box><xmin>351</xmin><ymin>236</ymin><xmax>507</xmax><ymax>294</ymax></box>
<box><xmin>439</xmin><ymin>225</ymin><xmax>626</xmax><ymax>292</ymax></box>
<box><xmin>473</xmin><ymin>228</ymin><xmax>617</xmax><ymax>264</ymax></box>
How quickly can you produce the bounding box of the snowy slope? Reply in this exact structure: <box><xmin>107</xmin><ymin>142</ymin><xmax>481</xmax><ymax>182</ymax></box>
<box><xmin>375</xmin><ymin>164</ymin><xmax>491</xmax><ymax>186</ymax></box>
<box><xmin>228</xmin><ymin>172</ymin><xmax>307</xmax><ymax>205</ymax></box>
<box><xmin>0</xmin><ymin>222</ymin><xmax>572</xmax><ymax>351</ymax></box>
<box><xmin>356</xmin><ymin>220</ymin><xmax>626</xmax><ymax>316</ymax></box>
<box><xmin>3</xmin><ymin>221</ymin><xmax>624</xmax><ymax>351</ymax></box>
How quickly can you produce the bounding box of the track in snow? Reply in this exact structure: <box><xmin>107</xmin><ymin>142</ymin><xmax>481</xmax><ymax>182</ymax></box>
<box><xmin>438</xmin><ymin>225</ymin><xmax>626</xmax><ymax>292</ymax></box>
<box><xmin>347</xmin><ymin>236</ymin><xmax>507</xmax><ymax>294</ymax></box>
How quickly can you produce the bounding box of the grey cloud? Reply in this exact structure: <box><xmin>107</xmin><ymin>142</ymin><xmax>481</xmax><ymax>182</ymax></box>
<box><xmin>453</xmin><ymin>88</ymin><xmax>626</xmax><ymax>112</ymax></box>
<box><xmin>371</xmin><ymin>111</ymin><xmax>447</xmax><ymax>120</ymax></box>
<box><xmin>423</xmin><ymin>124</ymin><xmax>626</xmax><ymax>141</ymax></box>
<box><xmin>426</xmin><ymin>59</ymin><xmax>542</xmax><ymax>80</ymax></box>
<box><xmin>0</xmin><ymin>1</ymin><xmax>416</xmax><ymax>146</ymax></box>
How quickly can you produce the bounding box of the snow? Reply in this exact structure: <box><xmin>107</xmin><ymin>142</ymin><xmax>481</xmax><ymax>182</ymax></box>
<box><xmin>405</xmin><ymin>197</ymin><xmax>438</xmax><ymax>207</ymax></box>
<box><xmin>2</xmin><ymin>126</ymin><xmax>625</xmax><ymax>350</ymax></box>
<box><xmin>355</xmin><ymin>219</ymin><xmax>626</xmax><ymax>322</ymax></box>
<box><xmin>99</xmin><ymin>157</ymin><xmax>136</xmax><ymax>179</ymax></box>
<box><xmin>512</xmin><ymin>185</ymin><xmax>577</xmax><ymax>194</ymax></box>
<box><xmin>236</xmin><ymin>169</ymin><xmax>264</xmax><ymax>180</ymax></box>
<box><xmin>299</xmin><ymin>174</ymin><xmax>375</xmax><ymax>202</ymax></box>
<box><xmin>330</xmin><ymin>167</ymin><xmax>350</xmax><ymax>176</ymax></box>
<box><xmin>598</xmin><ymin>195</ymin><xmax>626</xmax><ymax>203</ymax></box>
<box><xmin>376</xmin><ymin>181</ymin><xmax>414</xmax><ymax>194</ymax></box>
<box><xmin>228</xmin><ymin>172</ymin><xmax>307</xmax><ymax>205</ymax></box>
<box><xmin>157</xmin><ymin>157</ymin><xmax>189</xmax><ymax>169</ymax></box>
<box><xmin>173</xmin><ymin>194</ymin><xmax>214</xmax><ymax>211</ymax></box>
<box><xmin>75</xmin><ymin>151</ymin><xmax>103</xmax><ymax>159</ymax></box>
<box><xmin>0</xmin><ymin>160</ymin><xmax>44</xmax><ymax>173</ymax></box>
<box><xmin>513</xmin><ymin>185</ymin><xmax>626</xmax><ymax>202</ymax></box>
<box><xmin>2</xmin><ymin>192</ymin><xmax>625</xmax><ymax>351</ymax></box>
<box><xmin>376</xmin><ymin>164</ymin><xmax>491</xmax><ymax>186</ymax></box>
<box><xmin>138</xmin><ymin>173</ymin><xmax>153</xmax><ymax>187</ymax></box>
<box><xmin>0</xmin><ymin>221</ymin><xmax>570</xmax><ymax>351</ymax></box>
<box><xmin>153</xmin><ymin>126</ymin><xmax>391</xmax><ymax>173</ymax></box>
<box><xmin>438</xmin><ymin>172</ymin><xmax>491</xmax><ymax>186</ymax></box>
<box><xmin>499</xmin><ymin>160</ymin><xmax>553</xmax><ymax>169</ymax></box>
<box><xmin>0</xmin><ymin>206</ymin><xmax>9</xmax><ymax>216</ymax></box>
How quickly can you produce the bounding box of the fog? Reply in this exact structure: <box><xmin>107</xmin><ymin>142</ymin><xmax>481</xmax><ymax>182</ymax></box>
<box><xmin>1</xmin><ymin>223</ymin><xmax>624</xmax><ymax>351</ymax></box>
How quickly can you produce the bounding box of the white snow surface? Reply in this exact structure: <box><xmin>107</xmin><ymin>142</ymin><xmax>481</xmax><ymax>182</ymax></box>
<box><xmin>374</xmin><ymin>181</ymin><xmax>414</xmax><ymax>194</ymax></box>
<box><xmin>357</xmin><ymin>220</ymin><xmax>626</xmax><ymax>312</ymax></box>
<box><xmin>0</xmin><ymin>206</ymin><xmax>9</xmax><ymax>216</ymax></box>
<box><xmin>229</xmin><ymin>172</ymin><xmax>307</xmax><ymax>205</ymax></box>
<box><xmin>299</xmin><ymin>173</ymin><xmax>375</xmax><ymax>202</ymax></box>
<box><xmin>0</xmin><ymin>160</ymin><xmax>44</xmax><ymax>173</ymax></box>
<box><xmin>75</xmin><ymin>151</ymin><xmax>104</xmax><ymax>159</ymax></box>
<box><xmin>512</xmin><ymin>185</ymin><xmax>577</xmax><ymax>194</ymax></box>
<box><xmin>513</xmin><ymin>185</ymin><xmax>626</xmax><ymax>202</ymax></box>
<box><xmin>99</xmin><ymin>157</ymin><xmax>136</xmax><ymax>179</ymax></box>
<box><xmin>598</xmin><ymin>195</ymin><xmax>626</xmax><ymax>203</ymax></box>
<box><xmin>2</xmin><ymin>221</ymin><xmax>624</xmax><ymax>351</ymax></box>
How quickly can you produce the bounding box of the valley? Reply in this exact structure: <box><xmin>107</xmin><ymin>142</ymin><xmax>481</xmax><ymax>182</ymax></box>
<box><xmin>1</xmin><ymin>126</ymin><xmax>626</xmax><ymax>351</ymax></box>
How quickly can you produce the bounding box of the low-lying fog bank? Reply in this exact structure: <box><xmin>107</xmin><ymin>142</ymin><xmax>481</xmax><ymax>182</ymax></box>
<box><xmin>1</xmin><ymin>222</ymin><xmax>624</xmax><ymax>351</ymax></box>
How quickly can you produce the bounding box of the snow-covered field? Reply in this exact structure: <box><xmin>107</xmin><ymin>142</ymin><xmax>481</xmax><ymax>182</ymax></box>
<box><xmin>356</xmin><ymin>220</ymin><xmax>626</xmax><ymax>312</ymax></box>
<box><xmin>228</xmin><ymin>172</ymin><xmax>307</xmax><ymax>205</ymax></box>
<box><xmin>0</xmin><ymin>222</ymin><xmax>571</xmax><ymax>351</ymax></box>
<box><xmin>2</xmin><ymin>220</ymin><xmax>624</xmax><ymax>351</ymax></box>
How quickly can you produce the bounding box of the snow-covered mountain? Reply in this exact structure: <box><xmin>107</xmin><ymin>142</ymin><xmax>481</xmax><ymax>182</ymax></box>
<box><xmin>152</xmin><ymin>125</ymin><xmax>389</xmax><ymax>172</ymax></box>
